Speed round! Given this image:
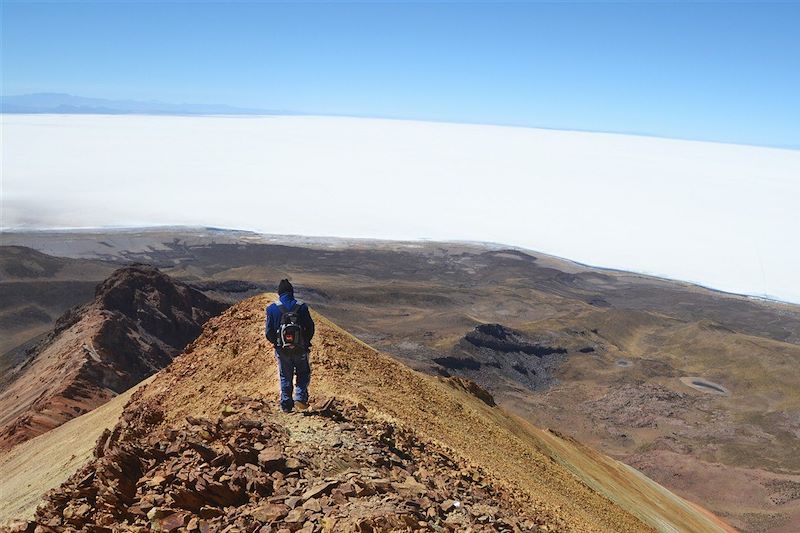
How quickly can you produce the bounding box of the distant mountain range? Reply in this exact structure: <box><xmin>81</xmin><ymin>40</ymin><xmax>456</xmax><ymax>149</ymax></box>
<box><xmin>0</xmin><ymin>93</ymin><xmax>290</xmax><ymax>115</ymax></box>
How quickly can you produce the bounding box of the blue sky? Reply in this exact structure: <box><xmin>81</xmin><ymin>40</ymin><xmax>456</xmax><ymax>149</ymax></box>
<box><xmin>2</xmin><ymin>1</ymin><xmax>799</xmax><ymax>147</ymax></box>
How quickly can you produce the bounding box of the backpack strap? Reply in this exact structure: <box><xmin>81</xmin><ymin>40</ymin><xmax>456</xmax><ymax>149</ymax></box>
<box><xmin>276</xmin><ymin>302</ymin><xmax>300</xmax><ymax>314</ymax></box>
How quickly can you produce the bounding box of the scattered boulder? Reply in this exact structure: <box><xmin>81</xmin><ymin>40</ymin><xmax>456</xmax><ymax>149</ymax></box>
<box><xmin>257</xmin><ymin>447</ymin><xmax>285</xmax><ymax>470</ymax></box>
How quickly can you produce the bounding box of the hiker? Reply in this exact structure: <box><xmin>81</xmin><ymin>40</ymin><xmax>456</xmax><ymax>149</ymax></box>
<box><xmin>265</xmin><ymin>279</ymin><xmax>315</xmax><ymax>413</ymax></box>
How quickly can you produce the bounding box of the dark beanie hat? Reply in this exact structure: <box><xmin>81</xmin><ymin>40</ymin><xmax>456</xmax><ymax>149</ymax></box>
<box><xmin>277</xmin><ymin>279</ymin><xmax>294</xmax><ymax>296</ymax></box>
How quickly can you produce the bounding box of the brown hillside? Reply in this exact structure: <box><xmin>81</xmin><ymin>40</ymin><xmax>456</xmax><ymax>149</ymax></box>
<box><xmin>0</xmin><ymin>378</ymin><xmax>152</xmax><ymax>524</ymax></box>
<box><xmin>4</xmin><ymin>230</ymin><xmax>798</xmax><ymax>530</ymax></box>
<box><xmin>0</xmin><ymin>266</ymin><xmax>227</xmax><ymax>450</ymax></box>
<box><xmin>101</xmin><ymin>294</ymin><xmax>730</xmax><ymax>532</ymax></box>
<box><xmin>0</xmin><ymin>245</ymin><xmax>115</xmax><ymax>360</ymax></box>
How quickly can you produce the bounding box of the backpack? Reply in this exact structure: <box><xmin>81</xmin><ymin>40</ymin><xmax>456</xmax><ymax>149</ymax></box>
<box><xmin>276</xmin><ymin>301</ymin><xmax>306</xmax><ymax>354</ymax></box>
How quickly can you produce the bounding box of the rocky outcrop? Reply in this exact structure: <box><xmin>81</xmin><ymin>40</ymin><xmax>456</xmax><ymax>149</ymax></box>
<box><xmin>432</xmin><ymin>356</ymin><xmax>482</xmax><ymax>371</ymax></box>
<box><xmin>464</xmin><ymin>324</ymin><xmax>568</xmax><ymax>357</ymax></box>
<box><xmin>0</xmin><ymin>265</ymin><xmax>228</xmax><ymax>450</ymax></box>
<box><xmin>21</xmin><ymin>396</ymin><xmax>539</xmax><ymax>532</ymax></box>
<box><xmin>432</xmin><ymin>324</ymin><xmax>579</xmax><ymax>394</ymax></box>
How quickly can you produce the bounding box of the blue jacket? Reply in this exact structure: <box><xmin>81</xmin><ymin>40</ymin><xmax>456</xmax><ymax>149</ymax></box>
<box><xmin>265</xmin><ymin>292</ymin><xmax>315</xmax><ymax>350</ymax></box>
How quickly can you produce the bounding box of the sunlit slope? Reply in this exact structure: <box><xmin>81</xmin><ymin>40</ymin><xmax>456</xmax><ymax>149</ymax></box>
<box><xmin>0</xmin><ymin>378</ymin><xmax>151</xmax><ymax>524</ymax></box>
<box><xmin>532</xmin><ymin>424</ymin><xmax>735</xmax><ymax>533</ymax></box>
<box><xmin>135</xmin><ymin>294</ymin><xmax>730</xmax><ymax>532</ymax></box>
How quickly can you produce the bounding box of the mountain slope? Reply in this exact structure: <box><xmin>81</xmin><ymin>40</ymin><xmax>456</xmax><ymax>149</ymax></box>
<box><xmin>0</xmin><ymin>378</ymin><xmax>152</xmax><ymax>524</ymax></box>
<box><xmin>4</xmin><ymin>232</ymin><xmax>790</xmax><ymax>528</ymax></box>
<box><xmin>0</xmin><ymin>266</ymin><xmax>227</xmax><ymax>450</ymax></box>
<box><xmin>21</xmin><ymin>293</ymin><xmax>732</xmax><ymax>532</ymax></box>
<box><xmin>0</xmin><ymin>245</ymin><xmax>115</xmax><ymax>359</ymax></box>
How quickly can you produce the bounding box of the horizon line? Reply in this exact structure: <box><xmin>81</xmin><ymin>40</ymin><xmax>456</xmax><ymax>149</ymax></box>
<box><xmin>3</xmin><ymin>92</ymin><xmax>798</xmax><ymax>151</ymax></box>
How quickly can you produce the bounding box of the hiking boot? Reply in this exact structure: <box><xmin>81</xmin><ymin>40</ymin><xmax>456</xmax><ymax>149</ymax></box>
<box><xmin>280</xmin><ymin>405</ymin><xmax>293</xmax><ymax>414</ymax></box>
<box><xmin>294</xmin><ymin>400</ymin><xmax>308</xmax><ymax>411</ymax></box>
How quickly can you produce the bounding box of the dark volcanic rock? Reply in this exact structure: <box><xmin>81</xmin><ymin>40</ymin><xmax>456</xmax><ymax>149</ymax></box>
<box><xmin>434</xmin><ymin>323</ymin><xmax>587</xmax><ymax>395</ymax></box>
<box><xmin>583</xmin><ymin>383</ymin><xmax>695</xmax><ymax>429</ymax></box>
<box><xmin>433</xmin><ymin>356</ymin><xmax>482</xmax><ymax>370</ymax></box>
<box><xmin>465</xmin><ymin>324</ymin><xmax>567</xmax><ymax>357</ymax></box>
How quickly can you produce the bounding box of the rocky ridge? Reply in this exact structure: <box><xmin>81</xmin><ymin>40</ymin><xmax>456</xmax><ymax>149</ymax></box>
<box><xmin>12</xmin><ymin>395</ymin><xmax>544</xmax><ymax>532</ymax></box>
<box><xmin>0</xmin><ymin>265</ymin><xmax>227</xmax><ymax>450</ymax></box>
<box><xmin>1</xmin><ymin>294</ymin><xmax>732</xmax><ymax>532</ymax></box>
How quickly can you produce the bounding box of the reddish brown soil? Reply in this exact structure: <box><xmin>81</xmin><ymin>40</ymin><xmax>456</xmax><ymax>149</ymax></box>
<box><xmin>0</xmin><ymin>266</ymin><xmax>226</xmax><ymax>450</ymax></box>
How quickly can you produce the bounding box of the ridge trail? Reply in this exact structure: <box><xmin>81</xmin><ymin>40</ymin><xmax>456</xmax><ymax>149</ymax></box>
<box><xmin>3</xmin><ymin>294</ymin><xmax>733</xmax><ymax>532</ymax></box>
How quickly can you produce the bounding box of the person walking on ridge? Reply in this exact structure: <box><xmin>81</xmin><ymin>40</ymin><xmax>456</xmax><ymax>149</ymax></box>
<box><xmin>265</xmin><ymin>279</ymin><xmax>315</xmax><ymax>413</ymax></box>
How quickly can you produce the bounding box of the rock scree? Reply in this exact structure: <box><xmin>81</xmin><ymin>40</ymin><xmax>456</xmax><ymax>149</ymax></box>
<box><xmin>19</xmin><ymin>396</ymin><xmax>541</xmax><ymax>532</ymax></box>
